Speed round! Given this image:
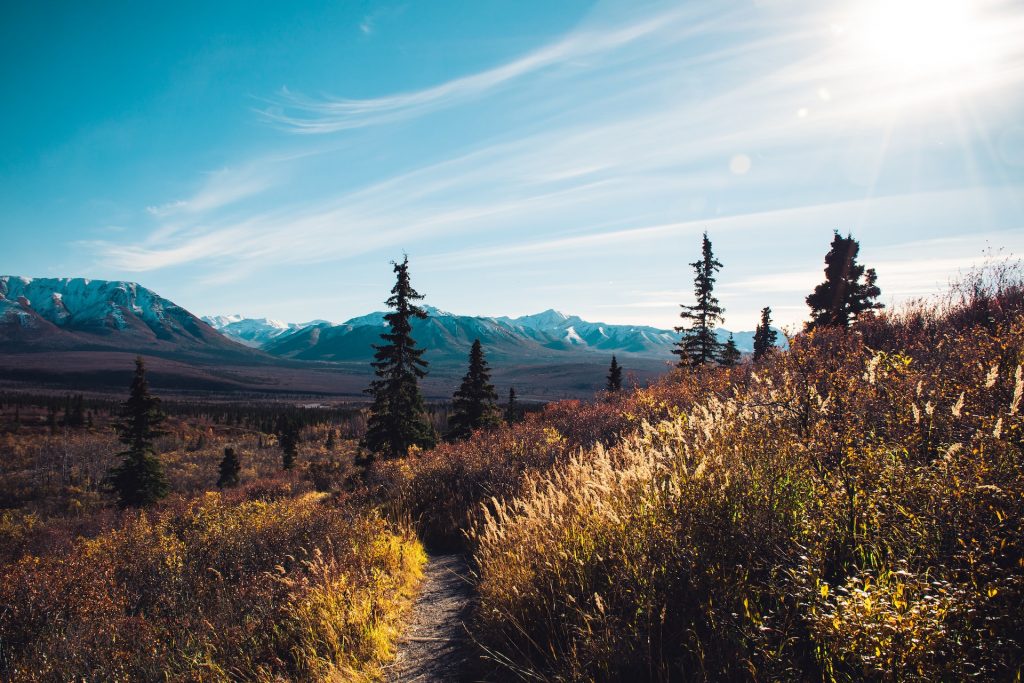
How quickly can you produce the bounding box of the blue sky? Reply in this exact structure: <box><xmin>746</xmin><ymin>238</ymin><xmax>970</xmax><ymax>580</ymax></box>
<box><xmin>2</xmin><ymin>0</ymin><xmax>1023</xmax><ymax>330</ymax></box>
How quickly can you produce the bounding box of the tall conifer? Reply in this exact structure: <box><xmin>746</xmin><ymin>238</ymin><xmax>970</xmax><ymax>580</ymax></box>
<box><xmin>806</xmin><ymin>231</ymin><xmax>883</xmax><ymax>330</ymax></box>
<box><xmin>275</xmin><ymin>415</ymin><xmax>300</xmax><ymax>470</ymax></box>
<box><xmin>752</xmin><ymin>306</ymin><xmax>779</xmax><ymax>362</ymax></box>
<box><xmin>107</xmin><ymin>357</ymin><xmax>169</xmax><ymax>508</ymax></box>
<box><xmin>217</xmin><ymin>446</ymin><xmax>241</xmax><ymax>488</ymax></box>
<box><xmin>674</xmin><ymin>232</ymin><xmax>725</xmax><ymax>366</ymax></box>
<box><xmin>505</xmin><ymin>387</ymin><xmax>519</xmax><ymax>425</ymax></box>
<box><xmin>363</xmin><ymin>256</ymin><xmax>436</xmax><ymax>458</ymax></box>
<box><xmin>446</xmin><ymin>339</ymin><xmax>500</xmax><ymax>441</ymax></box>
<box><xmin>606</xmin><ymin>355</ymin><xmax>623</xmax><ymax>392</ymax></box>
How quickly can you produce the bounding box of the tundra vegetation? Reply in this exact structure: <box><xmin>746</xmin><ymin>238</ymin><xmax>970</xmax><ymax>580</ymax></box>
<box><xmin>0</xmin><ymin>260</ymin><xmax>1022</xmax><ymax>681</ymax></box>
<box><xmin>381</xmin><ymin>262</ymin><xmax>1024</xmax><ymax>681</ymax></box>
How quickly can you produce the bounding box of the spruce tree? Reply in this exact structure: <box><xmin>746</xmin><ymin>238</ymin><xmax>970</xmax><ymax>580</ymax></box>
<box><xmin>674</xmin><ymin>232</ymin><xmax>725</xmax><ymax>366</ymax></box>
<box><xmin>606</xmin><ymin>355</ymin><xmax>623</xmax><ymax>392</ymax></box>
<box><xmin>107</xmin><ymin>357</ymin><xmax>169</xmax><ymax>508</ymax></box>
<box><xmin>752</xmin><ymin>306</ymin><xmax>779</xmax><ymax>362</ymax></box>
<box><xmin>806</xmin><ymin>231</ymin><xmax>883</xmax><ymax>330</ymax></box>
<box><xmin>720</xmin><ymin>333</ymin><xmax>741</xmax><ymax>366</ymax></box>
<box><xmin>275</xmin><ymin>415</ymin><xmax>299</xmax><ymax>470</ymax></box>
<box><xmin>362</xmin><ymin>256</ymin><xmax>437</xmax><ymax>459</ymax></box>
<box><xmin>446</xmin><ymin>339</ymin><xmax>500</xmax><ymax>441</ymax></box>
<box><xmin>505</xmin><ymin>386</ymin><xmax>519</xmax><ymax>425</ymax></box>
<box><xmin>217</xmin><ymin>446</ymin><xmax>241</xmax><ymax>488</ymax></box>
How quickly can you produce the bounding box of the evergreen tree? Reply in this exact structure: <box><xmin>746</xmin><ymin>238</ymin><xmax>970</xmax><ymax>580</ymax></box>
<box><xmin>752</xmin><ymin>306</ymin><xmax>779</xmax><ymax>362</ymax></box>
<box><xmin>505</xmin><ymin>387</ymin><xmax>519</xmax><ymax>425</ymax></box>
<box><xmin>674</xmin><ymin>232</ymin><xmax>725</xmax><ymax>366</ymax></box>
<box><xmin>806</xmin><ymin>231</ymin><xmax>883</xmax><ymax>330</ymax></box>
<box><xmin>606</xmin><ymin>355</ymin><xmax>623</xmax><ymax>392</ymax></box>
<box><xmin>107</xmin><ymin>357</ymin><xmax>169</xmax><ymax>508</ymax></box>
<box><xmin>362</xmin><ymin>256</ymin><xmax>436</xmax><ymax>459</ymax></box>
<box><xmin>325</xmin><ymin>428</ymin><xmax>336</xmax><ymax>452</ymax></box>
<box><xmin>720</xmin><ymin>333</ymin><xmax>741</xmax><ymax>366</ymax></box>
<box><xmin>217</xmin><ymin>446</ymin><xmax>241</xmax><ymax>488</ymax></box>
<box><xmin>46</xmin><ymin>406</ymin><xmax>57</xmax><ymax>434</ymax></box>
<box><xmin>446</xmin><ymin>339</ymin><xmax>500</xmax><ymax>441</ymax></box>
<box><xmin>275</xmin><ymin>415</ymin><xmax>299</xmax><ymax>470</ymax></box>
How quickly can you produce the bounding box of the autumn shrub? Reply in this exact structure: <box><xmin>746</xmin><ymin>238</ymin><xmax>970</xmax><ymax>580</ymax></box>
<box><xmin>369</xmin><ymin>421</ymin><xmax>569</xmax><ymax>548</ymax></box>
<box><xmin>0</xmin><ymin>492</ymin><xmax>425</xmax><ymax>681</ymax></box>
<box><xmin>470</xmin><ymin>317</ymin><xmax>1024</xmax><ymax>681</ymax></box>
<box><xmin>369</xmin><ymin>362</ymin><xmax>735</xmax><ymax>551</ymax></box>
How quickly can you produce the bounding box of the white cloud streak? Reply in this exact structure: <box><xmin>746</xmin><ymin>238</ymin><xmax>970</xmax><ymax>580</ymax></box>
<box><xmin>258</xmin><ymin>7</ymin><xmax>715</xmax><ymax>133</ymax></box>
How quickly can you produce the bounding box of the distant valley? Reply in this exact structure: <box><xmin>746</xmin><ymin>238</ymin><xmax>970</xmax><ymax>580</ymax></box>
<box><xmin>1</xmin><ymin>276</ymin><xmax>774</xmax><ymax>399</ymax></box>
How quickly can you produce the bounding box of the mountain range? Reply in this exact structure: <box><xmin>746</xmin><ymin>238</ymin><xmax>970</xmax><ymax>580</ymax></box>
<box><xmin>2</xmin><ymin>276</ymin><xmax>775</xmax><ymax>398</ymax></box>
<box><xmin>204</xmin><ymin>306</ymin><xmax>761</xmax><ymax>364</ymax></box>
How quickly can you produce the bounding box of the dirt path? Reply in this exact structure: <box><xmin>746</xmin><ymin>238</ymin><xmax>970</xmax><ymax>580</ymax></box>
<box><xmin>386</xmin><ymin>553</ymin><xmax>475</xmax><ymax>682</ymax></box>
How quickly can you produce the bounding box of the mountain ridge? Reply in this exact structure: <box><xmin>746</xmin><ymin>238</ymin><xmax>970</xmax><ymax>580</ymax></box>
<box><xmin>210</xmin><ymin>307</ymin><xmax>771</xmax><ymax>363</ymax></box>
<box><xmin>1</xmin><ymin>275</ymin><xmax>781</xmax><ymax>398</ymax></box>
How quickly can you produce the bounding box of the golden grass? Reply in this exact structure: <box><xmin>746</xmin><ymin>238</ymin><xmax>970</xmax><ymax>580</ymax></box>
<box><xmin>469</xmin><ymin>321</ymin><xmax>1024</xmax><ymax>681</ymax></box>
<box><xmin>0</xmin><ymin>491</ymin><xmax>426</xmax><ymax>681</ymax></box>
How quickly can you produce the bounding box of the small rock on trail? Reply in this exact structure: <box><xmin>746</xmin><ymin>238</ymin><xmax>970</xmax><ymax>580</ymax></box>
<box><xmin>387</xmin><ymin>553</ymin><xmax>475</xmax><ymax>682</ymax></box>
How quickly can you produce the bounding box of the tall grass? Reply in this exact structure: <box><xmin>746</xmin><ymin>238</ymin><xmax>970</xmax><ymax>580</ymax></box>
<box><xmin>469</xmin><ymin>315</ymin><xmax>1024</xmax><ymax>680</ymax></box>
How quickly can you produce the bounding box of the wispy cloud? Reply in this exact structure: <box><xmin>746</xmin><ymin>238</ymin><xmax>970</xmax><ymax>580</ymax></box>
<box><xmin>144</xmin><ymin>164</ymin><xmax>279</xmax><ymax>221</ymax></box>
<box><xmin>258</xmin><ymin>7</ymin><xmax>710</xmax><ymax>133</ymax></box>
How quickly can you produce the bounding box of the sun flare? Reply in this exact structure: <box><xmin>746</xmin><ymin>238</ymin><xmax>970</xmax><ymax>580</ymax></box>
<box><xmin>848</xmin><ymin>0</ymin><xmax>991</xmax><ymax>77</ymax></box>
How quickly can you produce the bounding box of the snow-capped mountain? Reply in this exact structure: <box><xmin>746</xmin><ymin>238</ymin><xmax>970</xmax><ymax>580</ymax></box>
<box><xmin>0</xmin><ymin>276</ymin><xmax>248</xmax><ymax>354</ymax></box>
<box><xmin>497</xmin><ymin>309</ymin><xmax>682</xmax><ymax>353</ymax></box>
<box><xmin>201</xmin><ymin>315</ymin><xmax>330</xmax><ymax>348</ymax></box>
<box><xmin>0</xmin><ymin>276</ymin><xmax>781</xmax><ymax>397</ymax></box>
<box><xmin>238</xmin><ymin>306</ymin><xmax>778</xmax><ymax>365</ymax></box>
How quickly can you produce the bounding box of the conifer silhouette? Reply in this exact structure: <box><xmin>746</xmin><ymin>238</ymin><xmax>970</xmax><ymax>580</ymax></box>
<box><xmin>217</xmin><ymin>446</ymin><xmax>241</xmax><ymax>488</ymax></box>
<box><xmin>606</xmin><ymin>355</ymin><xmax>623</xmax><ymax>392</ymax></box>
<box><xmin>275</xmin><ymin>415</ymin><xmax>299</xmax><ymax>470</ymax></box>
<box><xmin>720</xmin><ymin>333</ymin><xmax>741</xmax><ymax>366</ymax></box>
<box><xmin>447</xmin><ymin>339</ymin><xmax>500</xmax><ymax>441</ymax></box>
<box><xmin>362</xmin><ymin>256</ymin><xmax>436</xmax><ymax>458</ymax></box>
<box><xmin>505</xmin><ymin>386</ymin><xmax>519</xmax><ymax>425</ymax></box>
<box><xmin>107</xmin><ymin>357</ymin><xmax>169</xmax><ymax>508</ymax></box>
<box><xmin>753</xmin><ymin>306</ymin><xmax>779</xmax><ymax>361</ymax></box>
<box><xmin>806</xmin><ymin>231</ymin><xmax>883</xmax><ymax>330</ymax></box>
<box><xmin>674</xmin><ymin>232</ymin><xmax>725</xmax><ymax>366</ymax></box>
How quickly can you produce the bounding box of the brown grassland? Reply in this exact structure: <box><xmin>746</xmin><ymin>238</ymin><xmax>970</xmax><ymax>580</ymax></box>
<box><xmin>1</xmin><ymin>266</ymin><xmax>1023</xmax><ymax>681</ymax></box>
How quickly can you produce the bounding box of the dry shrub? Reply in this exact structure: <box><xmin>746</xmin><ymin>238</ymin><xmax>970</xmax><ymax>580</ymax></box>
<box><xmin>369</xmin><ymin>362</ymin><xmax>734</xmax><ymax>551</ymax></box>
<box><xmin>0</xmin><ymin>492</ymin><xmax>425</xmax><ymax>681</ymax></box>
<box><xmin>471</xmin><ymin>315</ymin><xmax>1024</xmax><ymax>681</ymax></box>
<box><xmin>369</xmin><ymin>421</ymin><xmax>569</xmax><ymax>548</ymax></box>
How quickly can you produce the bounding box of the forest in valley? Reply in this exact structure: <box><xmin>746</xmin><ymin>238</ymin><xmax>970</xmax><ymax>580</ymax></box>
<box><xmin>1</xmin><ymin>233</ymin><xmax>1023</xmax><ymax>681</ymax></box>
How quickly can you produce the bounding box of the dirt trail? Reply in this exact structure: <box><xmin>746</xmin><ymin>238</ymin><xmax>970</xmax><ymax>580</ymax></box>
<box><xmin>386</xmin><ymin>553</ymin><xmax>475</xmax><ymax>682</ymax></box>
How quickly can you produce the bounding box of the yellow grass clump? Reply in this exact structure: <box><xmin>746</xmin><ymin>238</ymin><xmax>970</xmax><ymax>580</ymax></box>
<box><xmin>0</xmin><ymin>491</ymin><xmax>426</xmax><ymax>681</ymax></box>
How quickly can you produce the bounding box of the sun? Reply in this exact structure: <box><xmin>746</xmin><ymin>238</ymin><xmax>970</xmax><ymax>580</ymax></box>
<box><xmin>847</xmin><ymin>0</ymin><xmax>990</xmax><ymax>77</ymax></box>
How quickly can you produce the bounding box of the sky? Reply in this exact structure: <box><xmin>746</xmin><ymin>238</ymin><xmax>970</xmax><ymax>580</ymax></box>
<box><xmin>2</xmin><ymin>0</ymin><xmax>1023</xmax><ymax>331</ymax></box>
